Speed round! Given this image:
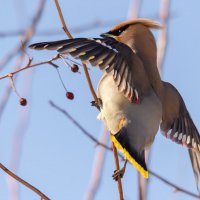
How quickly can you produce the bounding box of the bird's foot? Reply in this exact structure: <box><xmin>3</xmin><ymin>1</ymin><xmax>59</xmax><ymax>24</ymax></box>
<box><xmin>112</xmin><ymin>160</ymin><xmax>127</xmax><ymax>181</ymax></box>
<box><xmin>91</xmin><ymin>98</ymin><xmax>102</xmax><ymax>111</ymax></box>
<box><xmin>112</xmin><ymin>168</ymin><xmax>125</xmax><ymax>181</ymax></box>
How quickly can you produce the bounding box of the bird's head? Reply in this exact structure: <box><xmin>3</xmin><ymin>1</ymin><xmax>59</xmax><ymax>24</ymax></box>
<box><xmin>101</xmin><ymin>18</ymin><xmax>162</xmax><ymax>64</ymax></box>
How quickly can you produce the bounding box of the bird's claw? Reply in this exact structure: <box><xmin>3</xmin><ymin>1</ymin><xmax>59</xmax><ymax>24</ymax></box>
<box><xmin>91</xmin><ymin>98</ymin><xmax>102</xmax><ymax>110</ymax></box>
<box><xmin>112</xmin><ymin>168</ymin><xmax>125</xmax><ymax>181</ymax></box>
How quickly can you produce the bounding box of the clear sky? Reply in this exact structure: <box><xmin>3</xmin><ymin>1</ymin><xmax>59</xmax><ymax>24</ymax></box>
<box><xmin>0</xmin><ymin>0</ymin><xmax>200</xmax><ymax>200</ymax></box>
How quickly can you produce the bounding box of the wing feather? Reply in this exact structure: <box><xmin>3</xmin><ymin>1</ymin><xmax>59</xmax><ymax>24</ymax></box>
<box><xmin>29</xmin><ymin>37</ymin><xmax>149</xmax><ymax>102</ymax></box>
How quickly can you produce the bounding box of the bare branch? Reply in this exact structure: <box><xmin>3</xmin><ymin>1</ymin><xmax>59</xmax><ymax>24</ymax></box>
<box><xmin>149</xmin><ymin>170</ymin><xmax>200</xmax><ymax>199</ymax></box>
<box><xmin>0</xmin><ymin>163</ymin><xmax>50</xmax><ymax>200</ymax></box>
<box><xmin>112</xmin><ymin>142</ymin><xmax>124</xmax><ymax>200</ymax></box>
<box><xmin>54</xmin><ymin>0</ymin><xmax>98</xmax><ymax>103</ymax></box>
<box><xmin>0</xmin><ymin>54</ymin><xmax>59</xmax><ymax>80</ymax></box>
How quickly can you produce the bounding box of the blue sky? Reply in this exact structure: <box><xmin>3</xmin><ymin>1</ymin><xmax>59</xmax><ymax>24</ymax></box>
<box><xmin>0</xmin><ymin>0</ymin><xmax>200</xmax><ymax>199</ymax></box>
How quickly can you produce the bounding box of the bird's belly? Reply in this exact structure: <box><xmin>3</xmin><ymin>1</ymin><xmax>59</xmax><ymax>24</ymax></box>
<box><xmin>97</xmin><ymin>74</ymin><xmax>162</xmax><ymax>151</ymax></box>
<box><xmin>97</xmin><ymin>74</ymin><xmax>128</xmax><ymax>133</ymax></box>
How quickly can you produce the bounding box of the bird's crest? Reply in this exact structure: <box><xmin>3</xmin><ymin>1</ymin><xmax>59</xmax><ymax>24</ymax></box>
<box><xmin>110</xmin><ymin>18</ymin><xmax>162</xmax><ymax>32</ymax></box>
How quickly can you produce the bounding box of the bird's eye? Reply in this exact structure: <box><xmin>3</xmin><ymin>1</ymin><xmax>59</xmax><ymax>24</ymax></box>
<box><xmin>114</xmin><ymin>25</ymin><xmax>129</xmax><ymax>36</ymax></box>
<box><xmin>118</xmin><ymin>29</ymin><xmax>122</xmax><ymax>33</ymax></box>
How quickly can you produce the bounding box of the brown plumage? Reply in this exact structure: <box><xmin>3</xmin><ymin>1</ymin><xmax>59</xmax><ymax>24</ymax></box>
<box><xmin>110</xmin><ymin>18</ymin><xmax>162</xmax><ymax>31</ymax></box>
<box><xmin>29</xmin><ymin>18</ymin><xmax>200</xmax><ymax>189</ymax></box>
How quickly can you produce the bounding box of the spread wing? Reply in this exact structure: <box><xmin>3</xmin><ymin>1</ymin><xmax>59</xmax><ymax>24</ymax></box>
<box><xmin>160</xmin><ymin>82</ymin><xmax>200</xmax><ymax>189</ymax></box>
<box><xmin>161</xmin><ymin>109</ymin><xmax>200</xmax><ymax>189</ymax></box>
<box><xmin>29</xmin><ymin>37</ymin><xmax>145</xmax><ymax>103</ymax></box>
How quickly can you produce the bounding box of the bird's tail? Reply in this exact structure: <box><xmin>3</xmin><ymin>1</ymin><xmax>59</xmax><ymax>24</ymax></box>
<box><xmin>188</xmin><ymin>150</ymin><xmax>200</xmax><ymax>191</ymax></box>
<box><xmin>111</xmin><ymin>126</ymin><xmax>148</xmax><ymax>179</ymax></box>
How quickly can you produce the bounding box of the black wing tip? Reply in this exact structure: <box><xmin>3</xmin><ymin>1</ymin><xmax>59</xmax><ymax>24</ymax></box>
<box><xmin>28</xmin><ymin>43</ymin><xmax>36</xmax><ymax>49</ymax></box>
<box><xmin>28</xmin><ymin>42</ymin><xmax>45</xmax><ymax>50</ymax></box>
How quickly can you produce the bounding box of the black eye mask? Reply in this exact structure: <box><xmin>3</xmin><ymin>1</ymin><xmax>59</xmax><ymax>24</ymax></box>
<box><xmin>108</xmin><ymin>25</ymin><xmax>129</xmax><ymax>36</ymax></box>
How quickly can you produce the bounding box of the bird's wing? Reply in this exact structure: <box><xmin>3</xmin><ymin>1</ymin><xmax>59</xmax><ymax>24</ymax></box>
<box><xmin>161</xmin><ymin>112</ymin><xmax>200</xmax><ymax>151</ymax></box>
<box><xmin>162</xmin><ymin>112</ymin><xmax>200</xmax><ymax>190</ymax></box>
<box><xmin>29</xmin><ymin>38</ymin><xmax>145</xmax><ymax>103</ymax></box>
<box><xmin>160</xmin><ymin>82</ymin><xmax>200</xmax><ymax>189</ymax></box>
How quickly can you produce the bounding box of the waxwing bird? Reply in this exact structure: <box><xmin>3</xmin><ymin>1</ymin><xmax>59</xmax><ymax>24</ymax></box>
<box><xmin>29</xmin><ymin>18</ymin><xmax>200</xmax><ymax>189</ymax></box>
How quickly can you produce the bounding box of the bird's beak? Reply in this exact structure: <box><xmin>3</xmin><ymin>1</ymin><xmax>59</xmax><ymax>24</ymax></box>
<box><xmin>100</xmin><ymin>32</ymin><xmax>114</xmax><ymax>38</ymax></box>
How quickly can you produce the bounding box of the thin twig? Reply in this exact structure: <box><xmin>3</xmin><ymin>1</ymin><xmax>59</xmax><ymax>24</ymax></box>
<box><xmin>112</xmin><ymin>142</ymin><xmax>124</xmax><ymax>200</ymax></box>
<box><xmin>53</xmin><ymin>0</ymin><xmax>98</xmax><ymax>103</ymax></box>
<box><xmin>0</xmin><ymin>163</ymin><xmax>50</xmax><ymax>200</ymax></box>
<box><xmin>50</xmin><ymin>101</ymin><xmax>200</xmax><ymax>199</ymax></box>
<box><xmin>149</xmin><ymin>170</ymin><xmax>200</xmax><ymax>199</ymax></box>
<box><xmin>54</xmin><ymin>0</ymin><xmax>72</xmax><ymax>38</ymax></box>
<box><xmin>53</xmin><ymin>1</ymin><xmax>124</xmax><ymax>198</ymax></box>
<box><xmin>0</xmin><ymin>54</ymin><xmax>59</xmax><ymax>80</ymax></box>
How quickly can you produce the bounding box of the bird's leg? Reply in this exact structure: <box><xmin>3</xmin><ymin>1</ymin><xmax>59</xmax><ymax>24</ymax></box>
<box><xmin>112</xmin><ymin>159</ymin><xmax>128</xmax><ymax>181</ymax></box>
<box><xmin>91</xmin><ymin>98</ymin><xmax>102</xmax><ymax>111</ymax></box>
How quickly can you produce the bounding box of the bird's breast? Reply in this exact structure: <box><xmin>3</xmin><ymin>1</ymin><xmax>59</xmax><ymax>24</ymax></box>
<box><xmin>97</xmin><ymin>73</ymin><xmax>128</xmax><ymax>133</ymax></box>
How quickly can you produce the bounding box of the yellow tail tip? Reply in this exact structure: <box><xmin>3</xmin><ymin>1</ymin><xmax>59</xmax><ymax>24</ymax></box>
<box><xmin>110</xmin><ymin>134</ymin><xmax>148</xmax><ymax>179</ymax></box>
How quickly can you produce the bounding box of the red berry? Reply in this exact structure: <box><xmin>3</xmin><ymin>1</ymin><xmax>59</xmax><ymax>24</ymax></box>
<box><xmin>71</xmin><ymin>64</ymin><xmax>79</xmax><ymax>73</ymax></box>
<box><xmin>19</xmin><ymin>98</ymin><xmax>27</xmax><ymax>106</ymax></box>
<box><xmin>66</xmin><ymin>92</ymin><xmax>74</xmax><ymax>100</ymax></box>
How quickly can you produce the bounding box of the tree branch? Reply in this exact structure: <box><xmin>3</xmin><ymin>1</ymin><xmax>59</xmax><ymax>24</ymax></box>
<box><xmin>53</xmin><ymin>0</ymin><xmax>98</xmax><ymax>103</ymax></box>
<box><xmin>0</xmin><ymin>163</ymin><xmax>50</xmax><ymax>200</ymax></box>
<box><xmin>0</xmin><ymin>54</ymin><xmax>59</xmax><ymax>80</ymax></box>
<box><xmin>149</xmin><ymin>170</ymin><xmax>200</xmax><ymax>199</ymax></box>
